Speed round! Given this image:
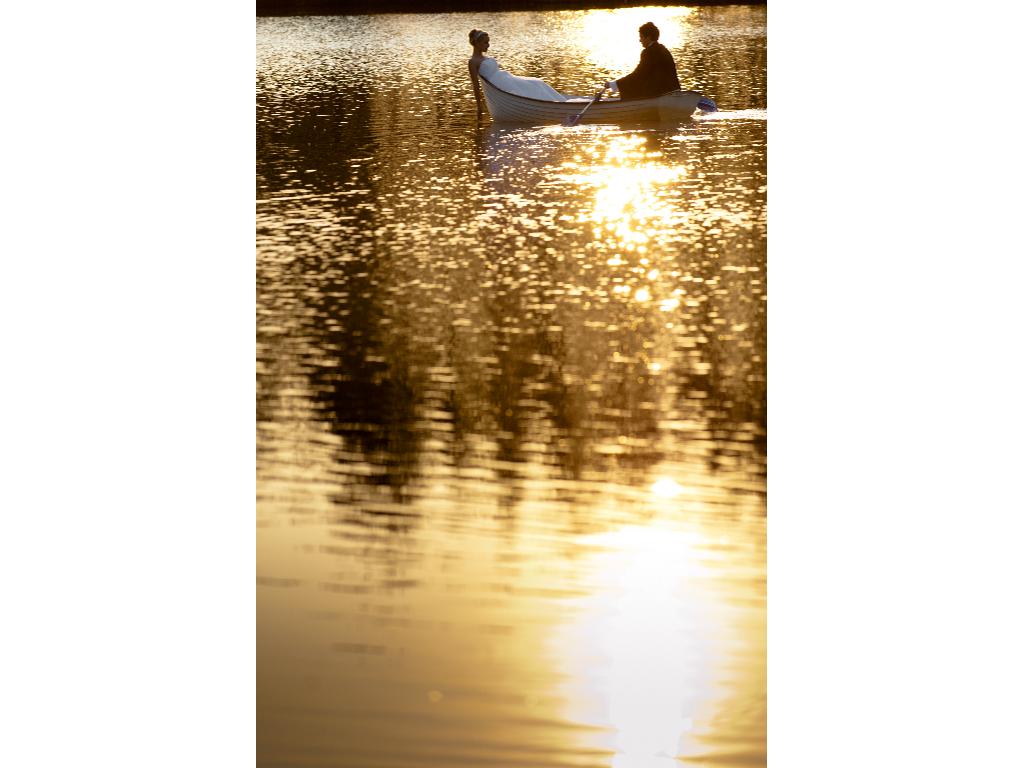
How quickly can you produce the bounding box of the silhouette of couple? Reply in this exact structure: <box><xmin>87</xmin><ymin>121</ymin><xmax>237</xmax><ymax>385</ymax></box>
<box><xmin>468</xmin><ymin>22</ymin><xmax>681</xmax><ymax>112</ymax></box>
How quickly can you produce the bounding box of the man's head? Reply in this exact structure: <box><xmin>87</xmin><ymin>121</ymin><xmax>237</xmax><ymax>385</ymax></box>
<box><xmin>638</xmin><ymin>22</ymin><xmax>660</xmax><ymax>46</ymax></box>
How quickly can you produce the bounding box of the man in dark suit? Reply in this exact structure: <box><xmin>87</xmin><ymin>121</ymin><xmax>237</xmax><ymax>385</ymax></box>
<box><xmin>605</xmin><ymin>22</ymin><xmax>681</xmax><ymax>100</ymax></box>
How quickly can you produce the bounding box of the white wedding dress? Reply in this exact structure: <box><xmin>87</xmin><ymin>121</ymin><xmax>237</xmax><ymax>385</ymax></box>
<box><xmin>479</xmin><ymin>57</ymin><xmax>569</xmax><ymax>102</ymax></box>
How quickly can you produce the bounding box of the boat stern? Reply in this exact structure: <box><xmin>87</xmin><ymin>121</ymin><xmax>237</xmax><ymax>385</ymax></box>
<box><xmin>656</xmin><ymin>91</ymin><xmax>703</xmax><ymax>121</ymax></box>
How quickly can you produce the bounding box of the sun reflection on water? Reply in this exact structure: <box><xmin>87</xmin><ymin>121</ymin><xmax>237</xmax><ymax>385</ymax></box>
<box><xmin>565</xmin><ymin>137</ymin><xmax>686</xmax><ymax>230</ymax></box>
<box><xmin>651</xmin><ymin>476</ymin><xmax>685</xmax><ymax>498</ymax></box>
<box><xmin>550</xmin><ymin>519</ymin><xmax>721</xmax><ymax>766</ymax></box>
<box><xmin>579</xmin><ymin>6</ymin><xmax>695</xmax><ymax>74</ymax></box>
<box><xmin>559</xmin><ymin>133</ymin><xmax>689</xmax><ymax>315</ymax></box>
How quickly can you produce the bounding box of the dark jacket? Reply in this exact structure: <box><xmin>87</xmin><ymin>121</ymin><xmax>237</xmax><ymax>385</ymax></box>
<box><xmin>616</xmin><ymin>42</ymin><xmax>682</xmax><ymax>100</ymax></box>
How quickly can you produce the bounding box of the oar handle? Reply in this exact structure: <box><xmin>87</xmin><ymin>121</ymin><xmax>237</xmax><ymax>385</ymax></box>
<box><xmin>577</xmin><ymin>87</ymin><xmax>606</xmax><ymax>116</ymax></box>
<box><xmin>564</xmin><ymin>86</ymin><xmax>607</xmax><ymax>126</ymax></box>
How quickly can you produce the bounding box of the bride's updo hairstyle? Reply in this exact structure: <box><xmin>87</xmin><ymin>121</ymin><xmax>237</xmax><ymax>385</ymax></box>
<box><xmin>469</xmin><ymin>29</ymin><xmax>486</xmax><ymax>46</ymax></box>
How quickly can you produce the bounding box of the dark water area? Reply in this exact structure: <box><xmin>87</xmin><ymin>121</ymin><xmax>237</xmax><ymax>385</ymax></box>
<box><xmin>258</xmin><ymin>6</ymin><xmax>765</xmax><ymax>766</ymax></box>
<box><xmin>257</xmin><ymin>1</ymin><xmax>765</xmax><ymax>19</ymax></box>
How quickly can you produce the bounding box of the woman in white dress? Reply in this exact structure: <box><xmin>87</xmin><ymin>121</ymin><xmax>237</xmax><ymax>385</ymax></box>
<box><xmin>468</xmin><ymin>28</ymin><xmax>568</xmax><ymax>113</ymax></box>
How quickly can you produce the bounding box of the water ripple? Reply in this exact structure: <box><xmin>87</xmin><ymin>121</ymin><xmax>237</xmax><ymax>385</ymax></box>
<box><xmin>259</xmin><ymin>7</ymin><xmax>766</xmax><ymax>767</ymax></box>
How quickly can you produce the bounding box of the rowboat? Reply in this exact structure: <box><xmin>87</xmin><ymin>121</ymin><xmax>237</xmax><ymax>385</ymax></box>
<box><xmin>479</xmin><ymin>73</ymin><xmax>711</xmax><ymax>124</ymax></box>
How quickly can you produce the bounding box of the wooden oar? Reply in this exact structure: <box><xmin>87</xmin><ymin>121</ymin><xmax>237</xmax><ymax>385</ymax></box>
<box><xmin>562</xmin><ymin>87</ymin><xmax>606</xmax><ymax>127</ymax></box>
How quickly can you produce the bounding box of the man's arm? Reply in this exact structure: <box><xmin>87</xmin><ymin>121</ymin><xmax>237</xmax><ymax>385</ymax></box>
<box><xmin>608</xmin><ymin>46</ymin><xmax>654</xmax><ymax>95</ymax></box>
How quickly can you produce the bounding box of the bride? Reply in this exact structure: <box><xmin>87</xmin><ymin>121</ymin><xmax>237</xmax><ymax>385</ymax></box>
<box><xmin>468</xmin><ymin>29</ymin><xmax>569</xmax><ymax>109</ymax></box>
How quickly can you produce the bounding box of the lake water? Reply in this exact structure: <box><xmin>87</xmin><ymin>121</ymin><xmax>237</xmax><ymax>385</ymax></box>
<box><xmin>257</xmin><ymin>5</ymin><xmax>766</xmax><ymax>767</ymax></box>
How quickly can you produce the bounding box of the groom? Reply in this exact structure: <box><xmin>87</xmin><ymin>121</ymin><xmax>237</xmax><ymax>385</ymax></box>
<box><xmin>605</xmin><ymin>22</ymin><xmax>681</xmax><ymax>100</ymax></box>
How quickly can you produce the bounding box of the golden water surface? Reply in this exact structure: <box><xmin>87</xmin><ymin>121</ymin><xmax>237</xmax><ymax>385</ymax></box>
<box><xmin>258</xmin><ymin>6</ymin><xmax>766</xmax><ymax>766</ymax></box>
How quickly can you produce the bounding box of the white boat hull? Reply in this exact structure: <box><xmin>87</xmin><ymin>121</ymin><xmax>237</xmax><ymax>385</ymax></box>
<box><xmin>480</xmin><ymin>74</ymin><xmax>705</xmax><ymax>124</ymax></box>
